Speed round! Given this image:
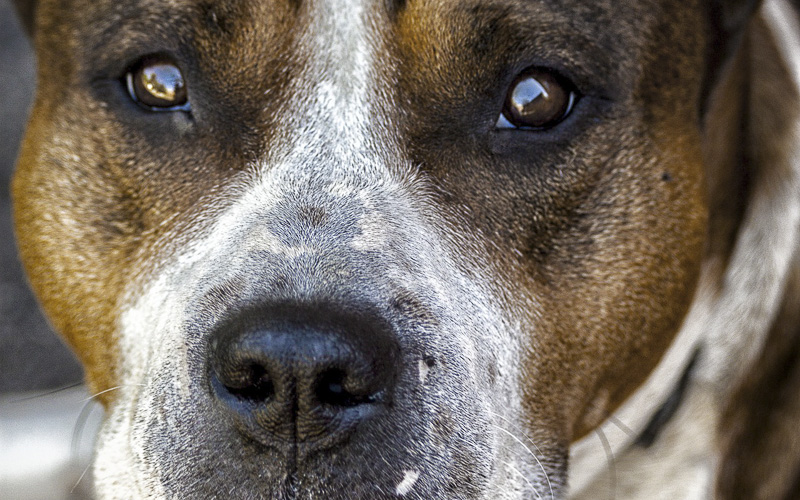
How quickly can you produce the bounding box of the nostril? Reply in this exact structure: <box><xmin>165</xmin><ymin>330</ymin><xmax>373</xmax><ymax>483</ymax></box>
<box><xmin>220</xmin><ymin>363</ymin><xmax>276</xmax><ymax>403</ymax></box>
<box><xmin>207</xmin><ymin>303</ymin><xmax>401</xmax><ymax>446</ymax></box>
<box><xmin>315</xmin><ymin>369</ymin><xmax>378</xmax><ymax>408</ymax></box>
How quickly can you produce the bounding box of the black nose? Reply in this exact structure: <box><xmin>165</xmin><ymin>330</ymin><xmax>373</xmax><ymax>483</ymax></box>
<box><xmin>209</xmin><ymin>304</ymin><xmax>399</xmax><ymax>447</ymax></box>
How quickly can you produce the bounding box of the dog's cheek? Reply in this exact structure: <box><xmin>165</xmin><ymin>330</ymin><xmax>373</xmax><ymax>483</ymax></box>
<box><xmin>11</xmin><ymin>92</ymin><xmax>146</xmax><ymax>402</ymax></box>
<box><xmin>518</xmin><ymin>126</ymin><xmax>708</xmax><ymax>441</ymax></box>
<box><xmin>536</xmin><ymin>0</ymin><xmax>710</xmax><ymax>440</ymax></box>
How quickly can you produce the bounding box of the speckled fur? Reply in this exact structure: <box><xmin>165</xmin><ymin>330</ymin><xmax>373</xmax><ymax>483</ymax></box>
<box><xmin>10</xmin><ymin>0</ymin><xmax>799</xmax><ymax>498</ymax></box>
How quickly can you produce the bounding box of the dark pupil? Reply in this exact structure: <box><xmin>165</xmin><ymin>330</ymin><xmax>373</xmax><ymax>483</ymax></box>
<box><xmin>505</xmin><ymin>72</ymin><xmax>570</xmax><ymax>128</ymax></box>
<box><xmin>134</xmin><ymin>62</ymin><xmax>186</xmax><ymax>107</ymax></box>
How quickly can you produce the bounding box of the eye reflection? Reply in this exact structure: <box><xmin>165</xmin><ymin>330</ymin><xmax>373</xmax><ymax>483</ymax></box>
<box><xmin>509</xmin><ymin>77</ymin><xmax>548</xmax><ymax>114</ymax></box>
<box><xmin>141</xmin><ymin>64</ymin><xmax>184</xmax><ymax>102</ymax></box>
<box><xmin>126</xmin><ymin>57</ymin><xmax>189</xmax><ymax>110</ymax></box>
<box><xmin>498</xmin><ymin>68</ymin><xmax>575</xmax><ymax>130</ymax></box>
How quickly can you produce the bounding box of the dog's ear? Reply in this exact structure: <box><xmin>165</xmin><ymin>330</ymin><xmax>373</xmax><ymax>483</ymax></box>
<box><xmin>711</xmin><ymin>0</ymin><xmax>763</xmax><ymax>35</ymax></box>
<box><xmin>703</xmin><ymin>1</ymin><xmax>800</xmax><ymax>497</ymax></box>
<box><xmin>704</xmin><ymin>0</ymin><xmax>764</xmax><ymax>95</ymax></box>
<box><xmin>10</xmin><ymin>0</ymin><xmax>37</xmax><ymax>37</ymax></box>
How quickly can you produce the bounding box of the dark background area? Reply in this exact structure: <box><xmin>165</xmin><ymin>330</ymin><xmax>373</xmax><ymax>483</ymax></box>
<box><xmin>0</xmin><ymin>0</ymin><xmax>84</xmax><ymax>393</ymax></box>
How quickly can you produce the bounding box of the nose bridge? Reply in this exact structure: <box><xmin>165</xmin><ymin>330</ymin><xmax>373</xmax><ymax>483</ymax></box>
<box><xmin>274</xmin><ymin>0</ymin><xmax>395</xmax><ymax>166</ymax></box>
<box><xmin>244</xmin><ymin>0</ymin><xmax>401</xmax><ymax>234</ymax></box>
<box><xmin>247</xmin><ymin>176</ymin><xmax>405</xmax><ymax>295</ymax></box>
<box><xmin>241</xmin><ymin>75</ymin><xmax>413</xmax><ymax>271</ymax></box>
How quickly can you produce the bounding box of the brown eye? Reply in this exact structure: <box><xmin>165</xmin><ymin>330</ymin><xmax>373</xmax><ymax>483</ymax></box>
<box><xmin>126</xmin><ymin>56</ymin><xmax>189</xmax><ymax>110</ymax></box>
<box><xmin>498</xmin><ymin>69</ymin><xmax>575</xmax><ymax>130</ymax></box>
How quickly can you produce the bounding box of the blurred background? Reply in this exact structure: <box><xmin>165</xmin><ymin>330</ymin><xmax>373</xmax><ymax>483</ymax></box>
<box><xmin>1</xmin><ymin>1</ymin><xmax>101</xmax><ymax>498</ymax></box>
<box><xmin>0</xmin><ymin>0</ymin><xmax>83</xmax><ymax>399</ymax></box>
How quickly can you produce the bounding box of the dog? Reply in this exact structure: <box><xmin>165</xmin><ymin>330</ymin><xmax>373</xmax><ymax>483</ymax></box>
<box><xmin>9</xmin><ymin>0</ymin><xmax>800</xmax><ymax>497</ymax></box>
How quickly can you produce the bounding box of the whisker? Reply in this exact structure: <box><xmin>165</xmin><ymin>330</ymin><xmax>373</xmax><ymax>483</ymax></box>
<box><xmin>488</xmin><ymin>411</ymin><xmax>559</xmax><ymax>482</ymax></box>
<box><xmin>81</xmin><ymin>384</ymin><xmax>145</xmax><ymax>403</ymax></box>
<box><xmin>607</xmin><ymin>416</ymin><xmax>634</xmax><ymax>438</ymax></box>
<box><xmin>9</xmin><ymin>382</ymin><xmax>84</xmax><ymax>403</ymax></box>
<box><xmin>71</xmin><ymin>398</ymin><xmax>101</xmax><ymax>459</ymax></box>
<box><xmin>582</xmin><ymin>398</ymin><xmax>636</xmax><ymax>439</ymax></box>
<box><xmin>504</xmin><ymin>460</ymin><xmax>544</xmax><ymax>500</ymax></box>
<box><xmin>491</xmin><ymin>424</ymin><xmax>554</xmax><ymax>500</ymax></box>
<box><xmin>595</xmin><ymin>426</ymin><xmax>617</xmax><ymax>500</ymax></box>
<box><xmin>70</xmin><ymin>458</ymin><xmax>94</xmax><ymax>495</ymax></box>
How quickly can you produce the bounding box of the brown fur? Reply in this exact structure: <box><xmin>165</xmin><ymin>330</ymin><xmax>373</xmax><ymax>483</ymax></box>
<box><xmin>394</xmin><ymin>0</ymin><xmax>708</xmax><ymax>439</ymax></box>
<box><xmin>9</xmin><ymin>0</ymin><xmax>799</xmax><ymax>497</ymax></box>
<box><xmin>714</xmin><ymin>14</ymin><xmax>800</xmax><ymax>498</ymax></box>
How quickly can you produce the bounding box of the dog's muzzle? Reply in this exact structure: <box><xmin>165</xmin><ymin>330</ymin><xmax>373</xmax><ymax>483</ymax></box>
<box><xmin>94</xmin><ymin>164</ymin><xmax>548</xmax><ymax>499</ymax></box>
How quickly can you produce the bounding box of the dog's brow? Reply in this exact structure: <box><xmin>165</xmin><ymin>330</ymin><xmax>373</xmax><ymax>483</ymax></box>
<box><xmin>416</xmin><ymin>0</ymin><xmax>629</xmax><ymax>96</ymax></box>
<box><xmin>87</xmin><ymin>5</ymin><xmax>197</xmax><ymax>67</ymax></box>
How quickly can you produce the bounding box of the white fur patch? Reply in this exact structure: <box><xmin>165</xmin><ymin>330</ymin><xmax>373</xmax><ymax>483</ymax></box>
<box><xmin>418</xmin><ymin>359</ymin><xmax>431</xmax><ymax>384</ymax></box>
<box><xmin>247</xmin><ymin>226</ymin><xmax>312</xmax><ymax>258</ymax></box>
<box><xmin>395</xmin><ymin>470</ymin><xmax>420</xmax><ymax>496</ymax></box>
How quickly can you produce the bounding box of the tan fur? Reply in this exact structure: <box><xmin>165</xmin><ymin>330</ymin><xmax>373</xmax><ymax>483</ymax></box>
<box><xmin>9</xmin><ymin>0</ymin><xmax>800</xmax><ymax>497</ymax></box>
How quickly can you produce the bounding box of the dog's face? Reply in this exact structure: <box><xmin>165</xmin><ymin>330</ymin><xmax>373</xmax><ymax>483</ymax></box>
<box><xmin>13</xmin><ymin>0</ymin><xmax>742</xmax><ymax>497</ymax></box>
